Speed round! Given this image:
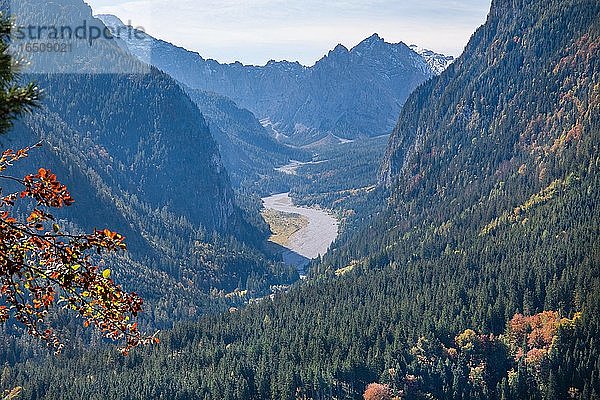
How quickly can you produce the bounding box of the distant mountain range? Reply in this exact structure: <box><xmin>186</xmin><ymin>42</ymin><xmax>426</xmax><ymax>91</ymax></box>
<box><xmin>98</xmin><ymin>15</ymin><xmax>453</xmax><ymax>145</ymax></box>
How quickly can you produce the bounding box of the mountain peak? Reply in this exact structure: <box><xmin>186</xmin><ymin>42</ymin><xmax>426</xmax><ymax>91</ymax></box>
<box><xmin>331</xmin><ymin>44</ymin><xmax>349</xmax><ymax>54</ymax></box>
<box><xmin>365</xmin><ymin>33</ymin><xmax>383</xmax><ymax>42</ymax></box>
<box><xmin>356</xmin><ymin>33</ymin><xmax>384</xmax><ymax>47</ymax></box>
<box><xmin>350</xmin><ymin>33</ymin><xmax>404</xmax><ymax>55</ymax></box>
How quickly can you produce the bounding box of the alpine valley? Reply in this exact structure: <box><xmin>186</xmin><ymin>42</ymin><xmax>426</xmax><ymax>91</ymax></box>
<box><xmin>0</xmin><ymin>0</ymin><xmax>598</xmax><ymax>399</ymax></box>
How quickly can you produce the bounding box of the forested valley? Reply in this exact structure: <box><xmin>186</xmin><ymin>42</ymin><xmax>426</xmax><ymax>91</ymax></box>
<box><xmin>0</xmin><ymin>0</ymin><xmax>598</xmax><ymax>399</ymax></box>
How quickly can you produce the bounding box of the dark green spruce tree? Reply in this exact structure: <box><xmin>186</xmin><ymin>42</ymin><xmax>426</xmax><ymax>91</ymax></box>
<box><xmin>0</xmin><ymin>13</ymin><xmax>40</xmax><ymax>133</ymax></box>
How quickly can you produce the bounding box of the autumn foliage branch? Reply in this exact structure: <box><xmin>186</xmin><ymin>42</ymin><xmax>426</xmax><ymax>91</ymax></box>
<box><xmin>0</xmin><ymin>143</ymin><xmax>157</xmax><ymax>354</ymax></box>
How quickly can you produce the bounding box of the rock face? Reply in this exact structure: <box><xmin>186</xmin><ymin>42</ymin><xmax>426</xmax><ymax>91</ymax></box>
<box><xmin>409</xmin><ymin>45</ymin><xmax>455</xmax><ymax>75</ymax></box>
<box><xmin>274</xmin><ymin>35</ymin><xmax>434</xmax><ymax>144</ymax></box>
<box><xmin>97</xmin><ymin>17</ymin><xmax>444</xmax><ymax>145</ymax></box>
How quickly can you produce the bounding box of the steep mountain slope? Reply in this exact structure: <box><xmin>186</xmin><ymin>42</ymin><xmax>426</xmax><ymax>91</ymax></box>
<box><xmin>1</xmin><ymin>0</ymin><xmax>297</xmax><ymax>320</ymax></box>
<box><xmin>6</xmin><ymin>0</ymin><xmax>596</xmax><ymax>399</ymax></box>
<box><xmin>334</xmin><ymin>0</ymin><xmax>600</xmax><ymax>300</ymax></box>
<box><xmin>95</xmin><ymin>14</ymin><xmax>301</xmax><ymax>188</ymax></box>
<box><xmin>97</xmin><ymin>16</ymin><xmax>440</xmax><ymax>144</ymax></box>
<box><xmin>380</xmin><ymin>0</ymin><xmax>599</xmax><ymax>207</ymax></box>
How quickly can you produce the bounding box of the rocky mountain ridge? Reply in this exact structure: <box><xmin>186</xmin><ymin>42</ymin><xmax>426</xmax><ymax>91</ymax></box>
<box><xmin>98</xmin><ymin>16</ymin><xmax>452</xmax><ymax>144</ymax></box>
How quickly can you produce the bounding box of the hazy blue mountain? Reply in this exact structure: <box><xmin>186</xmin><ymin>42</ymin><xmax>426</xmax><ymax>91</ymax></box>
<box><xmin>97</xmin><ymin>16</ymin><xmax>442</xmax><ymax>145</ymax></box>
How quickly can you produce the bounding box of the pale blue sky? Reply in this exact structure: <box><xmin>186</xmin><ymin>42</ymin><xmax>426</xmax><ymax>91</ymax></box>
<box><xmin>86</xmin><ymin>0</ymin><xmax>492</xmax><ymax>66</ymax></box>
